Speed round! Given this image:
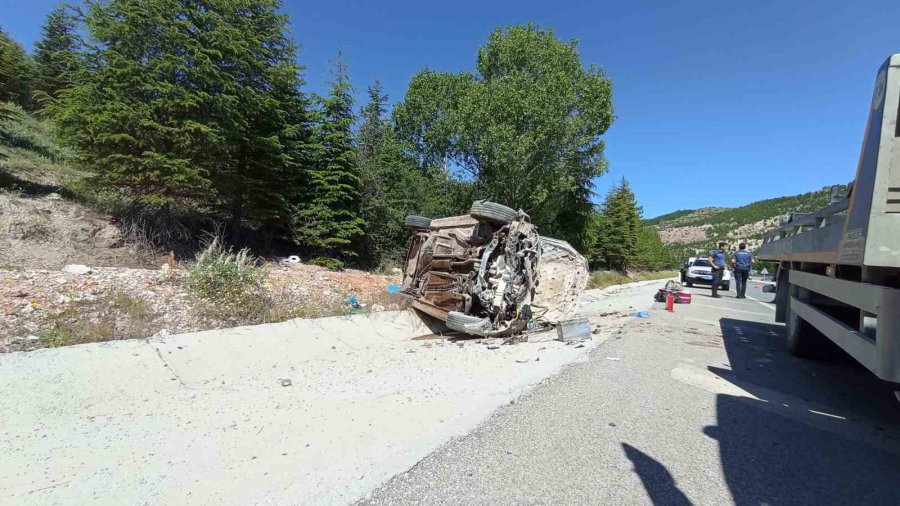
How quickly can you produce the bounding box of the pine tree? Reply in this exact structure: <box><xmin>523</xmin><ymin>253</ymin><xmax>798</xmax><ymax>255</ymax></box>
<box><xmin>358</xmin><ymin>81</ymin><xmax>387</xmax><ymax>171</ymax></box>
<box><xmin>597</xmin><ymin>178</ymin><xmax>642</xmax><ymax>272</ymax></box>
<box><xmin>633</xmin><ymin>226</ymin><xmax>671</xmax><ymax>270</ymax></box>
<box><xmin>292</xmin><ymin>55</ymin><xmax>364</xmax><ymax>266</ymax></box>
<box><xmin>52</xmin><ymin>0</ymin><xmax>308</xmax><ymax>243</ymax></box>
<box><xmin>355</xmin><ymin>80</ymin><xmax>464</xmax><ymax>267</ymax></box>
<box><xmin>0</xmin><ymin>28</ymin><xmax>35</xmax><ymax>109</ymax></box>
<box><xmin>33</xmin><ymin>7</ymin><xmax>82</xmax><ymax>104</ymax></box>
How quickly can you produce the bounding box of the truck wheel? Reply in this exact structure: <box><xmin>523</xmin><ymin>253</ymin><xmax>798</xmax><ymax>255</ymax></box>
<box><xmin>470</xmin><ymin>200</ymin><xmax>518</xmax><ymax>223</ymax></box>
<box><xmin>786</xmin><ymin>308</ymin><xmax>830</xmax><ymax>359</ymax></box>
<box><xmin>404</xmin><ymin>215</ymin><xmax>431</xmax><ymax>230</ymax></box>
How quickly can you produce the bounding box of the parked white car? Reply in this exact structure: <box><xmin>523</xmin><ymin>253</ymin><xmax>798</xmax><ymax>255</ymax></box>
<box><xmin>683</xmin><ymin>257</ymin><xmax>731</xmax><ymax>290</ymax></box>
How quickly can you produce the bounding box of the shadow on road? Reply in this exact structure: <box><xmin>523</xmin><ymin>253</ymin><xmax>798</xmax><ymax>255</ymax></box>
<box><xmin>705</xmin><ymin>317</ymin><xmax>900</xmax><ymax>505</ymax></box>
<box><xmin>622</xmin><ymin>443</ymin><xmax>692</xmax><ymax>506</ymax></box>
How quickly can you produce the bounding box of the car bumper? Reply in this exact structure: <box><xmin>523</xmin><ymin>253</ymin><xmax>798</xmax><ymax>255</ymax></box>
<box><xmin>686</xmin><ymin>276</ymin><xmax>729</xmax><ymax>286</ymax></box>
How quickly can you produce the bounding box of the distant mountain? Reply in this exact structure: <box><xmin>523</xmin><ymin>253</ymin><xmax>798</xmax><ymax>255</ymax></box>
<box><xmin>648</xmin><ymin>185</ymin><xmax>847</xmax><ymax>255</ymax></box>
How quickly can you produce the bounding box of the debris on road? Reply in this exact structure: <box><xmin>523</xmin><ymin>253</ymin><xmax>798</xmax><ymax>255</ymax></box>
<box><xmin>555</xmin><ymin>317</ymin><xmax>591</xmax><ymax>342</ymax></box>
<box><xmin>280</xmin><ymin>378</ymin><xmax>293</xmax><ymax>387</ymax></box>
<box><xmin>634</xmin><ymin>311</ymin><xmax>650</xmax><ymax>318</ymax></box>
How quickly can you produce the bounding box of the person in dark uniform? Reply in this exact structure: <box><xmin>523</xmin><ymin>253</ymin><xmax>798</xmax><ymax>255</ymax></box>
<box><xmin>707</xmin><ymin>241</ymin><xmax>728</xmax><ymax>298</ymax></box>
<box><xmin>732</xmin><ymin>243</ymin><xmax>753</xmax><ymax>298</ymax></box>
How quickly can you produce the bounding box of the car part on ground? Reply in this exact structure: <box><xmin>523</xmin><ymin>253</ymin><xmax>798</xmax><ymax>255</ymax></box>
<box><xmin>402</xmin><ymin>202</ymin><xmax>589</xmax><ymax>338</ymax></box>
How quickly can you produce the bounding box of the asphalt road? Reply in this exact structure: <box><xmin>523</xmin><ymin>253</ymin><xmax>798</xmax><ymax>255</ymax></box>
<box><xmin>362</xmin><ymin>281</ymin><xmax>900</xmax><ymax>505</ymax></box>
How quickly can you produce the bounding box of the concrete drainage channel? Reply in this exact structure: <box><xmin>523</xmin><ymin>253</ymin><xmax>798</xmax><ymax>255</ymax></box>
<box><xmin>0</xmin><ymin>280</ymin><xmax>664</xmax><ymax>505</ymax></box>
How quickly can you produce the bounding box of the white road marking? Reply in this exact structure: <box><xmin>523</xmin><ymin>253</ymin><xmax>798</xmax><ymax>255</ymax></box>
<box><xmin>670</xmin><ymin>362</ymin><xmax>900</xmax><ymax>454</ymax></box>
<box><xmin>690</xmin><ymin>302</ymin><xmax>772</xmax><ymax>316</ymax></box>
<box><xmin>684</xmin><ymin>317</ymin><xmax>719</xmax><ymax>326</ymax></box>
<box><xmin>745</xmin><ymin>293</ymin><xmax>776</xmax><ymax>311</ymax></box>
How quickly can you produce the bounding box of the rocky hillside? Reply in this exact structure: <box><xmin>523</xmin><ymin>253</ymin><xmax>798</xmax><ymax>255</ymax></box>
<box><xmin>648</xmin><ymin>185</ymin><xmax>847</xmax><ymax>255</ymax></box>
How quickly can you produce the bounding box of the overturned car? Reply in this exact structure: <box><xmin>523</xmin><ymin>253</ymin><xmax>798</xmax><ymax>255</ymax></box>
<box><xmin>401</xmin><ymin>201</ymin><xmax>590</xmax><ymax>337</ymax></box>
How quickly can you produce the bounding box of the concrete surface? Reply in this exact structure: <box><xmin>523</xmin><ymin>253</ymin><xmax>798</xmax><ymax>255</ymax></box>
<box><xmin>0</xmin><ymin>281</ymin><xmax>663</xmax><ymax>505</ymax></box>
<box><xmin>363</xmin><ymin>283</ymin><xmax>900</xmax><ymax>505</ymax></box>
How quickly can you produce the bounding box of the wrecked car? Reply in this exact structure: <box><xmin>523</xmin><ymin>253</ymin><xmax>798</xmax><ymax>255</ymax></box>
<box><xmin>401</xmin><ymin>201</ymin><xmax>590</xmax><ymax>337</ymax></box>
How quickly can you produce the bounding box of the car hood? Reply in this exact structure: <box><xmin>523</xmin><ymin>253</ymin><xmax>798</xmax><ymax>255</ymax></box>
<box><xmin>532</xmin><ymin>237</ymin><xmax>590</xmax><ymax>324</ymax></box>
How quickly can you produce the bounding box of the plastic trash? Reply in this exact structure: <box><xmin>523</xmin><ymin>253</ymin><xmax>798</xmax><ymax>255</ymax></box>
<box><xmin>634</xmin><ymin>311</ymin><xmax>649</xmax><ymax>318</ymax></box>
<box><xmin>286</xmin><ymin>255</ymin><xmax>301</xmax><ymax>264</ymax></box>
<box><xmin>386</xmin><ymin>284</ymin><xmax>402</xmax><ymax>294</ymax></box>
<box><xmin>347</xmin><ymin>295</ymin><xmax>363</xmax><ymax>311</ymax></box>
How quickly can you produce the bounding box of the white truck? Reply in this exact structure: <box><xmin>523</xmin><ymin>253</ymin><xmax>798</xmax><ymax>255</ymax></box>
<box><xmin>758</xmin><ymin>54</ymin><xmax>900</xmax><ymax>384</ymax></box>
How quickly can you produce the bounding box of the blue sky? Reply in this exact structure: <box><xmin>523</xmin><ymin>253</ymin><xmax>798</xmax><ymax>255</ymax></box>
<box><xmin>2</xmin><ymin>0</ymin><xmax>899</xmax><ymax>217</ymax></box>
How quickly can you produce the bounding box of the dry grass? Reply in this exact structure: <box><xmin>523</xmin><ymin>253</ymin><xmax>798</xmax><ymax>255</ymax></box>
<box><xmin>588</xmin><ymin>270</ymin><xmax>678</xmax><ymax>289</ymax></box>
<box><xmin>41</xmin><ymin>291</ymin><xmax>159</xmax><ymax>348</ymax></box>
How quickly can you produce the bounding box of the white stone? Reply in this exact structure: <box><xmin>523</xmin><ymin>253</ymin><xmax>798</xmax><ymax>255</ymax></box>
<box><xmin>62</xmin><ymin>264</ymin><xmax>92</xmax><ymax>275</ymax></box>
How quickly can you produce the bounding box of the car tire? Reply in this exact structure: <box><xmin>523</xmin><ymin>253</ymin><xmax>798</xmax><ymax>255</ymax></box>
<box><xmin>446</xmin><ymin>311</ymin><xmax>489</xmax><ymax>335</ymax></box>
<box><xmin>404</xmin><ymin>215</ymin><xmax>431</xmax><ymax>230</ymax></box>
<box><xmin>722</xmin><ymin>282</ymin><xmax>730</xmax><ymax>291</ymax></box>
<box><xmin>469</xmin><ymin>200</ymin><xmax>518</xmax><ymax>223</ymax></box>
<box><xmin>685</xmin><ymin>281</ymin><xmax>693</xmax><ymax>287</ymax></box>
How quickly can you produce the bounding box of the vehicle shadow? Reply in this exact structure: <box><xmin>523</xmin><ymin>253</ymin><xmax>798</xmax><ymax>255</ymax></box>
<box><xmin>705</xmin><ymin>317</ymin><xmax>900</xmax><ymax>505</ymax></box>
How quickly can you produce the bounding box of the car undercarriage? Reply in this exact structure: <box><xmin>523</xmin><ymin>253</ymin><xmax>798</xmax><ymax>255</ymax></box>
<box><xmin>402</xmin><ymin>201</ymin><xmax>589</xmax><ymax>337</ymax></box>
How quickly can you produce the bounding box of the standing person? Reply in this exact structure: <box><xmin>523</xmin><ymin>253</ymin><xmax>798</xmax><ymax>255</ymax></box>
<box><xmin>707</xmin><ymin>241</ymin><xmax>728</xmax><ymax>298</ymax></box>
<box><xmin>732</xmin><ymin>243</ymin><xmax>753</xmax><ymax>299</ymax></box>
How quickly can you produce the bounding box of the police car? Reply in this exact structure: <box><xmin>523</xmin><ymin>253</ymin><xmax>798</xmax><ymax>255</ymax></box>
<box><xmin>683</xmin><ymin>257</ymin><xmax>731</xmax><ymax>290</ymax></box>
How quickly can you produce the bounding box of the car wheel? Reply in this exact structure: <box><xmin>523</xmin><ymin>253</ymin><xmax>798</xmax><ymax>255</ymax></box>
<box><xmin>685</xmin><ymin>281</ymin><xmax>693</xmax><ymax>287</ymax></box>
<box><xmin>722</xmin><ymin>282</ymin><xmax>730</xmax><ymax>291</ymax></box>
<box><xmin>404</xmin><ymin>215</ymin><xmax>431</xmax><ymax>230</ymax></box>
<box><xmin>469</xmin><ymin>200</ymin><xmax>518</xmax><ymax>223</ymax></box>
<box><xmin>446</xmin><ymin>311</ymin><xmax>489</xmax><ymax>336</ymax></box>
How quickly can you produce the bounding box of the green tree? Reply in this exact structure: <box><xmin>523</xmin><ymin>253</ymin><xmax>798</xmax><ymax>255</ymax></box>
<box><xmin>393</xmin><ymin>24</ymin><xmax>614</xmax><ymax>249</ymax></box>
<box><xmin>0</xmin><ymin>28</ymin><xmax>34</xmax><ymax>109</ymax></box>
<box><xmin>52</xmin><ymin>0</ymin><xmax>307</xmax><ymax>243</ymax></box>
<box><xmin>292</xmin><ymin>56</ymin><xmax>364</xmax><ymax>266</ymax></box>
<box><xmin>633</xmin><ymin>226</ymin><xmax>672</xmax><ymax>270</ymax></box>
<box><xmin>33</xmin><ymin>7</ymin><xmax>82</xmax><ymax>104</ymax></box>
<box><xmin>355</xmin><ymin>80</ymin><xmax>460</xmax><ymax>267</ymax></box>
<box><xmin>597</xmin><ymin>178</ymin><xmax>641</xmax><ymax>272</ymax></box>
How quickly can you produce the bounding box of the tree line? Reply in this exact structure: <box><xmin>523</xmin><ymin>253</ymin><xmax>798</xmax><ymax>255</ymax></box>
<box><xmin>1</xmin><ymin>1</ymin><xmax>675</xmax><ymax>272</ymax></box>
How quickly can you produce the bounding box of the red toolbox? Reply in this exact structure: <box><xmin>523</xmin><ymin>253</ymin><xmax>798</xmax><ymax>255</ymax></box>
<box><xmin>676</xmin><ymin>291</ymin><xmax>692</xmax><ymax>304</ymax></box>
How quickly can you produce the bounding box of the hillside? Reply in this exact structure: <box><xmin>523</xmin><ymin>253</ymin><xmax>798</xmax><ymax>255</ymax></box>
<box><xmin>648</xmin><ymin>185</ymin><xmax>847</xmax><ymax>255</ymax></box>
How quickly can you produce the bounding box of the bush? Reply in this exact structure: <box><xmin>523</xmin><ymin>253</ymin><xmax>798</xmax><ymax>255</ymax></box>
<box><xmin>587</xmin><ymin>270</ymin><xmax>678</xmax><ymax>289</ymax></box>
<box><xmin>588</xmin><ymin>271</ymin><xmax>631</xmax><ymax>289</ymax></box>
<box><xmin>188</xmin><ymin>236</ymin><xmax>265</xmax><ymax>301</ymax></box>
<box><xmin>310</xmin><ymin>256</ymin><xmax>344</xmax><ymax>270</ymax></box>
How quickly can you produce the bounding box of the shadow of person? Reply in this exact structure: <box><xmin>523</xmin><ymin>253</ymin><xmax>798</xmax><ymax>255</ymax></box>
<box><xmin>622</xmin><ymin>443</ymin><xmax>693</xmax><ymax>506</ymax></box>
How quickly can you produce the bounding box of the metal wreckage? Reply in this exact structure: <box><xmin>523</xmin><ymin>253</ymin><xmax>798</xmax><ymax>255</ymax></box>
<box><xmin>401</xmin><ymin>200</ymin><xmax>590</xmax><ymax>337</ymax></box>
